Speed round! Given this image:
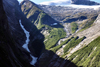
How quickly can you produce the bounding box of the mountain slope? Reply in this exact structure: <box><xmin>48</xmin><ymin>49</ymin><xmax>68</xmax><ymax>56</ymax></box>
<box><xmin>21</xmin><ymin>0</ymin><xmax>66</xmax><ymax>50</ymax></box>
<box><xmin>51</xmin><ymin>10</ymin><xmax>100</xmax><ymax>67</ymax></box>
<box><xmin>38</xmin><ymin>1</ymin><xmax>100</xmax><ymax>67</ymax></box>
<box><xmin>21</xmin><ymin>0</ymin><xmax>100</xmax><ymax>67</ymax></box>
<box><xmin>0</xmin><ymin>0</ymin><xmax>78</xmax><ymax>67</ymax></box>
<box><xmin>0</xmin><ymin>0</ymin><xmax>33</xmax><ymax>66</ymax></box>
<box><xmin>39</xmin><ymin>5</ymin><xmax>100</xmax><ymax>22</ymax></box>
<box><xmin>0</xmin><ymin>0</ymin><xmax>45</xmax><ymax>66</ymax></box>
<box><xmin>69</xmin><ymin>36</ymin><xmax>100</xmax><ymax>67</ymax></box>
<box><xmin>1</xmin><ymin>0</ymin><xmax>100</xmax><ymax>67</ymax></box>
<box><xmin>21</xmin><ymin>1</ymin><xmax>60</xmax><ymax>27</ymax></box>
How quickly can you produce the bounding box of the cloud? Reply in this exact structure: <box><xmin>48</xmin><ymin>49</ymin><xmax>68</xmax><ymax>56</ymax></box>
<box><xmin>40</xmin><ymin>0</ymin><xmax>72</xmax><ymax>5</ymax></box>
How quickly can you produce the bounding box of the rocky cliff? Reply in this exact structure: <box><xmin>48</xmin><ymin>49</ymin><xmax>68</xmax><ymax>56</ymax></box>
<box><xmin>0</xmin><ymin>0</ymin><xmax>44</xmax><ymax>67</ymax></box>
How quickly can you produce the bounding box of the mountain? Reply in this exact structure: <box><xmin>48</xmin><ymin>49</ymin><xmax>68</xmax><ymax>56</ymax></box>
<box><xmin>21</xmin><ymin>0</ymin><xmax>100</xmax><ymax>67</ymax></box>
<box><xmin>39</xmin><ymin>5</ymin><xmax>100</xmax><ymax>22</ymax></box>
<box><xmin>0</xmin><ymin>0</ymin><xmax>44</xmax><ymax>66</ymax></box>
<box><xmin>21</xmin><ymin>1</ymin><xmax>61</xmax><ymax>28</ymax></box>
<box><xmin>20</xmin><ymin>0</ymin><xmax>66</xmax><ymax>50</ymax></box>
<box><xmin>40</xmin><ymin>0</ymin><xmax>100</xmax><ymax>6</ymax></box>
<box><xmin>1</xmin><ymin>0</ymin><xmax>100</xmax><ymax>67</ymax></box>
<box><xmin>20</xmin><ymin>0</ymin><xmax>84</xmax><ymax>67</ymax></box>
<box><xmin>0</xmin><ymin>0</ymin><xmax>77</xmax><ymax>67</ymax></box>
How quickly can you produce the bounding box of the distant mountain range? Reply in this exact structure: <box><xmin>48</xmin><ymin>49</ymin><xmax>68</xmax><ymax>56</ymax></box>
<box><xmin>40</xmin><ymin>0</ymin><xmax>100</xmax><ymax>6</ymax></box>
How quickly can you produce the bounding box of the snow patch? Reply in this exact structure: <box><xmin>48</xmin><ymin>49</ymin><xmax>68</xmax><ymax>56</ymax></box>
<box><xmin>19</xmin><ymin>20</ymin><xmax>30</xmax><ymax>52</ymax></box>
<box><xmin>19</xmin><ymin>20</ymin><xmax>37</xmax><ymax>66</ymax></box>
<box><xmin>24</xmin><ymin>3</ymin><xmax>26</xmax><ymax>5</ymax></box>
<box><xmin>30</xmin><ymin>55</ymin><xmax>38</xmax><ymax>66</ymax></box>
<box><xmin>19</xmin><ymin>2</ymin><xmax>20</xmax><ymax>5</ymax></box>
<box><xmin>51</xmin><ymin>23</ymin><xmax>58</xmax><ymax>26</ymax></box>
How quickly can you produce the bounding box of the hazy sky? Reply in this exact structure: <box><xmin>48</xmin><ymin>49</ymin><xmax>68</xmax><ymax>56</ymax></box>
<box><xmin>18</xmin><ymin>0</ymin><xmax>100</xmax><ymax>4</ymax></box>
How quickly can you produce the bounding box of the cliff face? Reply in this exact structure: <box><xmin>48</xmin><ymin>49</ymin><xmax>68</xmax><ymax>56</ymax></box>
<box><xmin>3</xmin><ymin>0</ymin><xmax>26</xmax><ymax>46</ymax></box>
<box><xmin>0</xmin><ymin>0</ymin><xmax>44</xmax><ymax>67</ymax></box>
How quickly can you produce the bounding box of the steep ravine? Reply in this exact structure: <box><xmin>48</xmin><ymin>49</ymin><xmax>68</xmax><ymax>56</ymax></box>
<box><xmin>19</xmin><ymin>20</ymin><xmax>30</xmax><ymax>52</ymax></box>
<box><xmin>0</xmin><ymin>0</ymin><xmax>33</xmax><ymax>67</ymax></box>
<box><xmin>19</xmin><ymin>19</ymin><xmax>37</xmax><ymax>66</ymax></box>
<box><xmin>0</xmin><ymin>0</ymin><xmax>44</xmax><ymax>67</ymax></box>
<box><xmin>20</xmin><ymin>0</ymin><xmax>79</xmax><ymax>67</ymax></box>
<box><xmin>0</xmin><ymin>0</ymin><xmax>78</xmax><ymax>66</ymax></box>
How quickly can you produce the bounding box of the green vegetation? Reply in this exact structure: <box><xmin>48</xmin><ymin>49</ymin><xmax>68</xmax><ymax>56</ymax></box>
<box><xmin>51</xmin><ymin>37</ymin><xmax>73</xmax><ymax>53</ymax></box>
<box><xmin>21</xmin><ymin>1</ymin><xmax>100</xmax><ymax>67</ymax></box>
<box><xmin>69</xmin><ymin>36</ymin><xmax>100</xmax><ymax>67</ymax></box>
<box><xmin>63</xmin><ymin>36</ymin><xmax>86</xmax><ymax>53</ymax></box>
<box><xmin>26</xmin><ymin>7</ymin><xmax>66</xmax><ymax>50</ymax></box>
<box><xmin>21</xmin><ymin>1</ymin><xmax>66</xmax><ymax>50</ymax></box>
<box><xmin>44</xmin><ymin>28</ymin><xmax>66</xmax><ymax>49</ymax></box>
<box><xmin>34</xmin><ymin>12</ymin><xmax>66</xmax><ymax>49</ymax></box>
<box><xmin>71</xmin><ymin>22</ymin><xmax>78</xmax><ymax>33</ymax></box>
<box><xmin>79</xmin><ymin>20</ymin><xmax>94</xmax><ymax>32</ymax></box>
<box><xmin>21</xmin><ymin>1</ymin><xmax>41</xmax><ymax>19</ymax></box>
<box><xmin>35</xmin><ymin>12</ymin><xmax>46</xmax><ymax>29</ymax></box>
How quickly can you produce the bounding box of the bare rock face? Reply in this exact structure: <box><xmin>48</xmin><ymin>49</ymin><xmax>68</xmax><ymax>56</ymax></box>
<box><xmin>0</xmin><ymin>0</ymin><xmax>32</xmax><ymax>67</ymax></box>
<box><xmin>71</xmin><ymin>0</ymin><xmax>100</xmax><ymax>5</ymax></box>
<box><xmin>3</xmin><ymin>0</ymin><xmax>44</xmax><ymax>57</ymax></box>
<box><xmin>3</xmin><ymin>0</ymin><xmax>26</xmax><ymax>46</ymax></box>
<box><xmin>0</xmin><ymin>0</ymin><xmax>44</xmax><ymax>67</ymax></box>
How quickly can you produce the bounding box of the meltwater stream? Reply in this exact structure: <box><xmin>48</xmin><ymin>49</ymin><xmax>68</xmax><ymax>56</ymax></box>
<box><xmin>19</xmin><ymin>20</ymin><xmax>37</xmax><ymax>66</ymax></box>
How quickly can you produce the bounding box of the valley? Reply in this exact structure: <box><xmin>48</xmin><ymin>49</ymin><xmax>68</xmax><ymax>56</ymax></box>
<box><xmin>37</xmin><ymin>2</ymin><xmax>100</xmax><ymax>67</ymax></box>
<box><xmin>20</xmin><ymin>0</ymin><xmax>100</xmax><ymax>67</ymax></box>
<box><xmin>1</xmin><ymin>0</ymin><xmax>100</xmax><ymax>67</ymax></box>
